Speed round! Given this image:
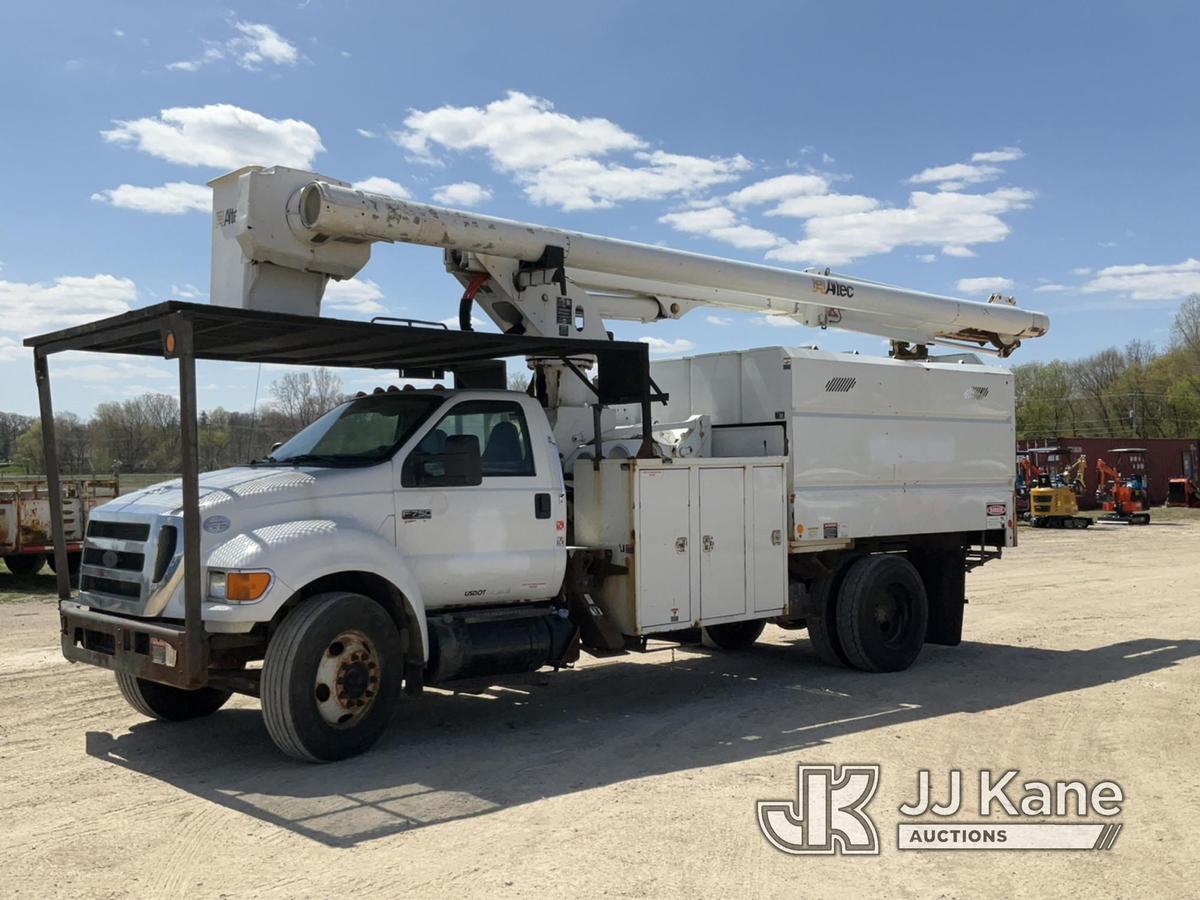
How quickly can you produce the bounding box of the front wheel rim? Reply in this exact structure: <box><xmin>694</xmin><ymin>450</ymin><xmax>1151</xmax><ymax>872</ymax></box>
<box><xmin>314</xmin><ymin>629</ymin><xmax>380</xmax><ymax>728</ymax></box>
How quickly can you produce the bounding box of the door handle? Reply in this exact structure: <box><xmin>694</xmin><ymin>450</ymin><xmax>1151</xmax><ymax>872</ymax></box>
<box><xmin>674</xmin><ymin>537</ymin><xmax>688</xmax><ymax>553</ymax></box>
<box><xmin>702</xmin><ymin>535</ymin><xmax>715</xmax><ymax>552</ymax></box>
<box><xmin>771</xmin><ymin>529</ymin><xmax>782</xmax><ymax>546</ymax></box>
<box><xmin>534</xmin><ymin>492</ymin><xmax>552</xmax><ymax>519</ymax></box>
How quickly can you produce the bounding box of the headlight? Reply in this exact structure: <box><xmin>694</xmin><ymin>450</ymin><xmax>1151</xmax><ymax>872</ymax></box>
<box><xmin>207</xmin><ymin>569</ymin><xmax>271</xmax><ymax>603</ymax></box>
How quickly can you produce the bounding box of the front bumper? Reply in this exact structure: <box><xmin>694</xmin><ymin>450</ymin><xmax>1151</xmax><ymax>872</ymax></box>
<box><xmin>59</xmin><ymin>601</ymin><xmax>208</xmax><ymax>689</ymax></box>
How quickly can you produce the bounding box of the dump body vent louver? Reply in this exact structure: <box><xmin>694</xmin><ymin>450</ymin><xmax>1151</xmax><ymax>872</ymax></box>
<box><xmin>825</xmin><ymin>376</ymin><xmax>857</xmax><ymax>392</ymax></box>
<box><xmin>970</xmin><ymin>386</ymin><xmax>990</xmax><ymax>399</ymax></box>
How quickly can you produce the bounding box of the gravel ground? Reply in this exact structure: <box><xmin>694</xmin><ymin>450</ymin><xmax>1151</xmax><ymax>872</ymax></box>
<box><xmin>1</xmin><ymin>517</ymin><xmax>1197</xmax><ymax>898</ymax></box>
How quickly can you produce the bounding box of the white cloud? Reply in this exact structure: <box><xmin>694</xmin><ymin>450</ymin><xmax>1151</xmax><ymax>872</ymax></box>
<box><xmin>1081</xmin><ymin>259</ymin><xmax>1200</xmax><ymax>301</ymax></box>
<box><xmin>942</xmin><ymin>244</ymin><xmax>977</xmax><ymax>258</ymax></box>
<box><xmin>353</xmin><ymin>176</ymin><xmax>410</xmax><ymax>198</ymax></box>
<box><xmin>91</xmin><ymin>181</ymin><xmax>209</xmax><ymax>214</ymax></box>
<box><xmin>0</xmin><ymin>274</ymin><xmax>136</xmax><ymax>336</ymax></box>
<box><xmin>909</xmin><ymin>161</ymin><xmax>1001</xmax><ymax>189</ymax></box>
<box><xmin>324</xmin><ymin>278</ymin><xmax>386</xmax><ymax>314</ymax></box>
<box><xmin>1072</xmin><ymin>267</ymin><xmax>1092</xmax><ymax>276</ymax></box>
<box><xmin>57</xmin><ymin>358</ymin><xmax>172</xmax><ymax>382</ymax></box>
<box><xmin>395</xmin><ymin>92</ymin><xmax>749</xmax><ymax>211</ymax></box>
<box><xmin>917</xmin><ymin>254</ymin><xmax>937</xmax><ymax>263</ymax></box>
<box><xmin>640</xmin><ymin>336</ymin><xmax>696</xmax><ymax>355</ymax></box>
<box><xmin>659</xmin><ymin>206</ymin><xmax>780</xmax><ymax>249</ymax></box>
<box><xmin>102</xmin><ymin>104</ymin><xmax>323</xmax><ymax>169</ymax></box>
<box><xmin>972</xmin><ymin>147</ymin><xmax>1024</xmax><ymax>163</ymax></box>
<box><xmin>726</xmin><ymin>174</ymin><xmax>828</xmax><ymax>207</ymax></box>
<box><xmin>705</xmin><ymin>315</ymin><xmax>732</xmax><ymax>326</ymax></box>
<box><xmin>525</xmin><ymin>151</ymin><xmax>750</xmax><ymax>211</ymax></box>
<box><xmin>765</xmin><ymin>193</ymin><xmax>878</xmax><ymax>218</ymax></box>
<box><xmin>396</xmin><ymin>91</ymin><xmax>643</xmax><ymax>169</ymax></box>
<box><xmin>1033</xmin><ymin>283</ymin><xmax>1066</xmax><ymax>292</ymax></box>
<box><xmin>754</xmin><ymin>314</ymin><xmax>801</xmax><ymax>328</ymax></box>
<box><xmin>956</xmin><ymin>276</ymin><xmax>1015</xmax><ymax>294</ymax></box>
<box><xmin>230</xmin><ymin>21</ymin><xmax>299</xmax><ymax>69</ymax></box>
<box><xmin>432</xmin><ymin>181</ymin><xmax>493</xmax><ymax>207</ymax></box>
<box><xmin>167</xmin><ymin>20</ymin><xmax>298</xmax><ymax>72</ymax></box>
<box><xmin>356</xmin><ymin>128</ymin><xmax>377</xmax><ymax>139</ymax></box>
<box><xmin>767</xmin><ymin>187</ymin><xmax>1034</xmax><ymax>266</ymax></box>
<box><xmin>0</xmin><ymin>336</ymin><xmax>24</xmax><ymax>363</ymax></box>
<box><xmin>171</xmin><ymin>283</ymin><xmax>206</xmax><ymax>300</ymax></box>
<box><xmin>112</xmin><ymin>28</ymin><xmax>125</xmax><ymax>38</ymax></box>
<box><xmin>908</xmin><ymin>148</ymin><xmax>1023</xmax><ymax>192</ymax></box>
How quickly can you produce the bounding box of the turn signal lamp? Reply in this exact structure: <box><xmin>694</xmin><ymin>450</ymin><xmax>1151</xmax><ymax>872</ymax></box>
<box><xmin>208</xmin><ymin>570</ymin><xmax>272</xmax><ymax>603</ymax></box>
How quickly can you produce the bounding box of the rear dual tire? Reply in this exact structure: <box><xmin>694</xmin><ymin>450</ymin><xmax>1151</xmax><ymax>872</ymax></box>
<box><xmin>807</xmin><ymin>554</ymin><xmax>929</xmax><ymax>673</ymax></box>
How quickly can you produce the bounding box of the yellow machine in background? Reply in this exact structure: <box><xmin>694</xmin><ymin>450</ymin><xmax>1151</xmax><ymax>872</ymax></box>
<box><xmin>1030</xmin><ymin>455</ymin><xmax>1093</xmax><ymax>529</ymax></box>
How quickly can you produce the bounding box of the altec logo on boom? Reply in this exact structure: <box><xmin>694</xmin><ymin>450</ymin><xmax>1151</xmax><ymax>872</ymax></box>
<box><xmin>811</xmin><ymin>277</ymin><xmax>855</xmax><ymax>299</ymax></box>
<box><xmin>757</xmin><ymin>766</ymin><xmax>1125</xmax><ymax>854</ymax></box>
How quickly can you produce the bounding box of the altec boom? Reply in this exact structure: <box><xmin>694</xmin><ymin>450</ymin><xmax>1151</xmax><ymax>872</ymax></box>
<box><xmin>209</xmin><ymin>165</ymin><xmax>1048</xmax><ymax>355</ymax></box>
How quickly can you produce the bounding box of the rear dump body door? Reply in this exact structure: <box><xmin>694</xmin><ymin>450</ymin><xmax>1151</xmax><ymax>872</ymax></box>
<box><xmin>396</xmin><ymin>393</ymin><xmax>565</xmax><ymax>608</ymax></box>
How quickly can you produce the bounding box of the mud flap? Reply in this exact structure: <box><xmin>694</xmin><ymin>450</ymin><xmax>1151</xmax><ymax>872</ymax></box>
<box><xmin>567</xmin><ymin>591</ymin><xmax>626</xmax><ymax>654</ymax></box>
<box><xmin>910</xmin><ymin>550</ymin><xmax>966</xmax><ymax>646</ymax></box>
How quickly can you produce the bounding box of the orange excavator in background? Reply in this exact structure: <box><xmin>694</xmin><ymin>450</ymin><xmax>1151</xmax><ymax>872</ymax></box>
<box><xmin>1096</xmin><ymin>449</ymin><xmax>1151</xmax><ymax>525</ymax></box>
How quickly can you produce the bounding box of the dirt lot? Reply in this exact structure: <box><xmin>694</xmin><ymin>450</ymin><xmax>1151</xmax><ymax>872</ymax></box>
<box><xmin>2</xmin><ymin>517</ymin><xmax>1198</xmax><ymax>898</ymax></box>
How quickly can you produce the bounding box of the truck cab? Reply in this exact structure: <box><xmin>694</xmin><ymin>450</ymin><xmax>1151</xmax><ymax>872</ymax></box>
<box><xmin>78</xmin><ymin>389</ymin><xmax>566</xmax><ymax>637</ymax></box>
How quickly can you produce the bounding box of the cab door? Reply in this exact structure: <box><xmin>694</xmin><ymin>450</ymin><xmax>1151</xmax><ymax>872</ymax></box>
<box><xmin>396</xmin><ymin>397</ymin><xmax>563</xmax><ymax>607</ymax></box>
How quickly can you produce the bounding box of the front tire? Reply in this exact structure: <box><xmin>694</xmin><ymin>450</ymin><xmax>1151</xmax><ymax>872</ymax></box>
<box><xmin>704</xmin><ymin>619</ymin><xmax>765</xmax><ymax>650</ymax></box>
<box><xmin>835</xmin><ymin>554</ymin><xmax>928</xmax><ymax>673</ymax></box>
<box><xmin>116</xmin><ymin>672</ymin><xmax>232</xmax><ymax>721</ymax></box>
<box><xmin>261</xmin><ymin>592</ymin><xmax>402</xmax><ymax>763</ymax></box>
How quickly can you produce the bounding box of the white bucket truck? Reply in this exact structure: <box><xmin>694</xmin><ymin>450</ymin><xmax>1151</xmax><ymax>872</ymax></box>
<box><xmin>32</xmin><ymin>166</ymin><xmax>1047</xmax><ymax>761</ymax></box>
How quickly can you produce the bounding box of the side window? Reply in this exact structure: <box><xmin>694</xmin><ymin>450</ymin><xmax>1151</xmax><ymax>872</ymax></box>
<box><xmin>429</xmin><ymin>400</ymin><xmax>536</xmax><ymax>477</ymax></box>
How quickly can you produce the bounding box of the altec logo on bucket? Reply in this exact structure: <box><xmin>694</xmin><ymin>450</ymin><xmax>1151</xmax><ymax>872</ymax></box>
<box><xmin>757</xmin><ymin>766</ymin><xmax>1124</xmax><ymax>854</ymax></box>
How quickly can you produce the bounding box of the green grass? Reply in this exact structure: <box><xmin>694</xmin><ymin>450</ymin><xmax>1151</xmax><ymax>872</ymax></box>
<box><xmin>0</xmin><ymin>559</ymin><xmax>59</xmax><ymax>602</ymax></box>
<box><xmin>116</xmin><ymin>473</ymin><xmax>180</xmax><ymax>492</ymax></box>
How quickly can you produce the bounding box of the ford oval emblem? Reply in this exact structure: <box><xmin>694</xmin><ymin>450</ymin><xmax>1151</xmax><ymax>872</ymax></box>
<box><xmin>203</xmin><ymin>515</ymin><xmax>231</xmax><ymax>534</ymax></box>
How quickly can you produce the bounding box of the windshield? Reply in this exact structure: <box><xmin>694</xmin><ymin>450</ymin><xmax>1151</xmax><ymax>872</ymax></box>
<box><xmin>260</xmin><ymin>393</ymin><xmax>444</xmax><ymax>467</ymax></box>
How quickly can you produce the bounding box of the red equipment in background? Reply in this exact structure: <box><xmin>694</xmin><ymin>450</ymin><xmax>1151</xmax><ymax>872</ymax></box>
<box><xmin>1096</xmin><ymin>449</ymin><xmax>1151</xmax><ymax>525</ymax></box>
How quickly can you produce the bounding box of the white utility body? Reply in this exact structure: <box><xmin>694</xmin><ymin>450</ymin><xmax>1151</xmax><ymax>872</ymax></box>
<box><xmin>57</xmin><ymin>165</ymin><xmax>1047</xmax><ymax>761</ymax></box>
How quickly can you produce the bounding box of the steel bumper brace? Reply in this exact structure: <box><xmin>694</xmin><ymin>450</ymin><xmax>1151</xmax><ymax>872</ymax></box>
<box><xmin>59</xmin><ymin>601</ymin><xmax>208</xmax><ymax>690</ymax></box>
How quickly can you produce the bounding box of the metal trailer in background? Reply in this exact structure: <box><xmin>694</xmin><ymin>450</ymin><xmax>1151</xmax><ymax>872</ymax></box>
<box><xmin>0</xmin><ymin>478</ymin><xmax>118</xmax><ymax>575</ymax></box>
<box><xmin>1016</xmin><ymin>437</ymin><xmax>1200</xmax><ymax>509</ymax></box>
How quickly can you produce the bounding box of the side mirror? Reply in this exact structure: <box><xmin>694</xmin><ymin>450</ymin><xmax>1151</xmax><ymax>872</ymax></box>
<box><xmin>270</xmin><ymin>441</ymin><xmax>284</xmax><ymax>453</ymax></box>
<box><xmin>402</xmin><ymin>434</ymin><xmax>482</xmax><ymax>488</ymax></box>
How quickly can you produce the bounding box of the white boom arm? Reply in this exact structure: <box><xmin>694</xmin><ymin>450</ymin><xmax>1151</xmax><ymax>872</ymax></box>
<box><xmin>210</xmin><ymin>165</ymin><xmax>1049</xmax><ymax>355</ymax></box>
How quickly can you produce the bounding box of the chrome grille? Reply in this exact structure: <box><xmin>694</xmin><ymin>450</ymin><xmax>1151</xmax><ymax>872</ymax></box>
<box><xmin>79</xmin><ymin>516</ymin><xmax>181</xmax><ymax>614</ymax></box>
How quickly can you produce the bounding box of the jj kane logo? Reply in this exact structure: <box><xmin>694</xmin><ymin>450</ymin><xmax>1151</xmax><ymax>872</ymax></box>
<box><xmin>757</xmin><ymin>766</ymin><xmax>1124</xmax><ymax>855</ymax></box>
<box><xmin>757</xmin><ymin>765</ymin><xmax>881</xmax><ymax>855</ymax></box>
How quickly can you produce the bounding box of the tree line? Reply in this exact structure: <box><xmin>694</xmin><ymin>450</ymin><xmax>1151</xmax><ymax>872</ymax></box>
<box><xmin>1013</xmin><ymin>295</ymin><xmax>1200</xmax><ymax>440</ymax></box>
<box><xmin>3</xmin><ymin>369</ymin><xmax>349</xmax><ymax>476</ymax></box>
<box><xmin>5</xmin><ymin>297</ymin><xmax>1199</xmax><ymax>475</ymax></box>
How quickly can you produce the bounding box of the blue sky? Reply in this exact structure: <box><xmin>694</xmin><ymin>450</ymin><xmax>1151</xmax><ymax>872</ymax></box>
<box><xmin>1</xmin><ymin>0</ymin><xmax>1197</xmax><ymax>416</ymax></box>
